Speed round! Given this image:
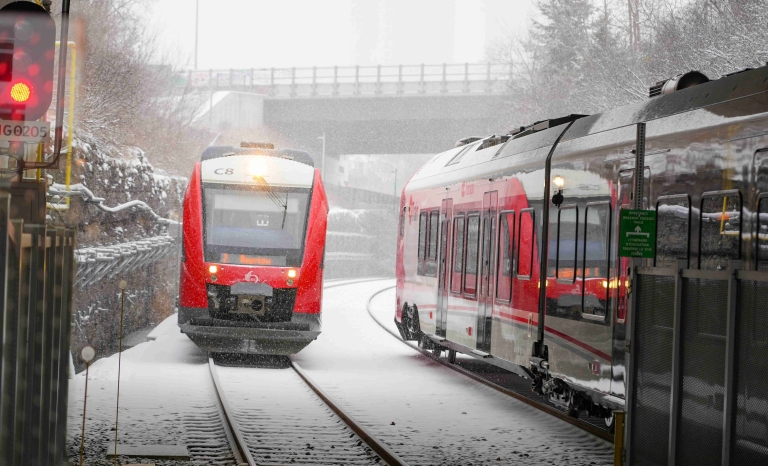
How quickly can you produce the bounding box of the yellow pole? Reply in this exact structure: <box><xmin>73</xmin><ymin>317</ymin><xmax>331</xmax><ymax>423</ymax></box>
<box><xmin>55</xmin><ymin>41</ymin><xmax>77</xmax><ymax>205</ymax></box>
<box><xmin>720</xmin><ymin>197</ymin><xmax>727</xmax><ymax>234</ymax></box>
<box><xmin>614</xmin><ymin>411</ymin><xmax>625</xmax><ymax>465</ymax></box>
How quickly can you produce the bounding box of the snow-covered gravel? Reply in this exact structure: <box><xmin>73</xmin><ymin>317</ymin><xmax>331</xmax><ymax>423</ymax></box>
<box><xmin>294</xmin><ymin>279</ymin><xmax>614</xmax><ymax>466</ymax></box>
<box><xmin>66</xmin><ymin>316</ymin><xmax>236</xmax><ymax>465</ymax></box>
<box><xmin>67</xmin><ymin>278</ymin><xmax>613</xmax><ymax>466</ymax></box>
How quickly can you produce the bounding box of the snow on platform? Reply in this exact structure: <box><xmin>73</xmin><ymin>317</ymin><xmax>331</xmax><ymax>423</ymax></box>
<box><xmin>293</xmin><ymin>279</ymin><xmax>614</xmax><ymax>466</ymax></box>
<box><xmin>66</xmin><ymin>314</ymin><xmax>236</xmax><ymax>465</ymax></box>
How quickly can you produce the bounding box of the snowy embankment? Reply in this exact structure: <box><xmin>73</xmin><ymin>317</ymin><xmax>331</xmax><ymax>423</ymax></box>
<box><xmin>66</xmin><ymin>142</ymin><xmax>187</xmax><ymax>372</ymax></box>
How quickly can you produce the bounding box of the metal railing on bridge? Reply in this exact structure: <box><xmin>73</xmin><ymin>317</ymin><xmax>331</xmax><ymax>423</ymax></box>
<box><xmin>178</xmin><ymin>63</ymin><xmax>512</xmax><ymax>98</ymax></box>
<box><xmin>625</xmin><ymin>259</ymin><xmax>768</xmax><ymax>466</ymax></box>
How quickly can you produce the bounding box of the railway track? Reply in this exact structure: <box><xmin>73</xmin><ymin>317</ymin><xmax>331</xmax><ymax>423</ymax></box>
<box><xmin>366</xmin><ymin>285</ymin><xmax>615</xmax><ymax>443</ymax></box>
<box><xmin>207</xmin><ymin>277</ymin><xmax>409</xmax><ymax>466</ymax></box>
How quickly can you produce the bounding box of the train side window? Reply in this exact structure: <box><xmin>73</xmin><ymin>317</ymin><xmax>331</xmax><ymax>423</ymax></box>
<box><xmin>758</xmin><ymin>196</ymin><xmax>768</xmax><ymax>271</ymax></box>
<box><xmin>517</xmin><ymin>209</ymin><xmax>534</xmax><ymax>279</ymax></box>
<box><xmin>655</xmin><ymin>195</ymin><xmax>690</xmax><ymax>267</ymax></box>
<box><xmin>417</xmin><ymin>212</ymin><xmax>427</xmax><ymax>275</ymax></box>
<box><xmin>582</xmin><ymin>203</ymin><xmax>610</xmax><ymax>322</ymax></box>
<box><xmin>700</xmin><ymin>190</ymin><xmax>741</xmax><ymax>271</ymax></box>
<box><xmin>496</xmin><ymin>211</ymin><xmax>515</xmax><ymax>301</ymax></box>
<box><xmin>451</xmin><ymin>215</ymin><xmax>465</xmax><ymax>293</ymax></box>
<box><xmin>464</xmin><ymin>214</ymin><xmax>480</xmax><ymax>295</ymax></box>
<box><xmin>425</xmin><ymin>211</ymin><xmax>439</xmax><ymax>276</ymax></box>
<box><xmin>557</xmin><ymin>205</ymin><xmax>578</xmax><ymax>282</ymax></box>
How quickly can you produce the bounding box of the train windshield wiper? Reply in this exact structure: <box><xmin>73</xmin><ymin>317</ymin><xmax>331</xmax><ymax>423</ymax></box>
<box><xmin>253</xmin><ymin>176</ymin><xmax>289</xmax><ymax>229</ymax></box>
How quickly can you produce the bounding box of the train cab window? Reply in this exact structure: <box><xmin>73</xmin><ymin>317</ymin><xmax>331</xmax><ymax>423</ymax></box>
<box><xmin>425</xmin><ymin>211</ymin><xmax>439</xmax><ymax>276</ymax></box>
<box><xmin>517</xmin><ymin>209</ymin><xmax>535</xmax><ymax>278</ymax></box>
<box><xmin>446</xmin><ymin>141</ymin><xmax>481</xmax><ymax>166</ymax></box>
<box><xmin>496</xmin><ymin>211</ymin><xmax>515</xmax><ymax>301</ymax></box>
<box><xmin>417</xmin><ymin>212</ymin><xmax>427</xmax><ymax>275</ymax></box>
<box><xmin>464</xmin><ymin>214</ymin><xmax>480</xmax><ymax>295</ymax></box>
<box><xmin>655</xmin><ymin>195</ymin><xmax>690</xmax><ymax>267</ymax></box>
<box><xmin>451</xmin><ymin>215</ymin><xmax>465</xmax><ymax>293</ymax></box>
<box><xmin>557</xmin><ymin>206</ymin><xmax>578</xmax><ymax>282</ymax></box>
<box><xmin>758</xmin><ymin>196</ymin><xmax>768</xmax><ymax>271</ymax></box>
<box><xmin>582</xmin><ymin>203</ymin><xmax>610</xmax><ymax>321</ymax></box>
<box><xmin>700</xmin><ymin>191</ymin><xmax>741</xmax><ymax>270</ymax></box>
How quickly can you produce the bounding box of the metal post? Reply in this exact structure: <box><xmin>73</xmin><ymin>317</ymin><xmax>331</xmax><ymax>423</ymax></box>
<box><xmin>624</xmin><ymin>256</ymin><xmax>643</xmax><ymax>466</ymax></box>
<box><xmin>38</xmin><ymin>230</ymin><xmax>57</xmax><ymax>465</ymax></box>
<box><xmin>464</xmin><ymin>62</ymin><xmax>469</xmax><ymax>93</ymax></box>
<box><xmin>355</xmin><ymin>65</ymin><xmax>360</xmax><ymax>95</ymax></box>
<box><xmin>486</xmin><ymin>62</ymin><xmax>492</xmax><ymax>93</ymax></box>
<box><xmin>194</xmin><ymin>0</ymin><xmax>199</xmax><ymax>69</ymax></box>
<box><xmin>318</xmin><ymin>133</ymin><xmax>326</xmax><ymax>179</ymax></box>
<box><xmin>20</xmin><ymin>225</ymin><xmax>45</xmax><ymax>466</ymax></box>
<box><xmin>667</xmin><ymin>258</ymin><xmax>686</xmax><ymax>465</ymax></box>
<box><xmin>634</xmin><ymin>123</ymin><xmax>646</xmax><ymax>211</ymax></box>
<box><xmin>442</xmin><ymin>63</ymin><xmax>447</xmax><ymax>93</ymax></box>
<box><xmin>614</xmin><ymin>411</ymin><xmax>626</xmax><ymax>465</ymax></box>
<box><xmin>0</xmin><ymin>196</ymin><xmax>11</xmax><ymax>462</ymax></box>
<box><xmin>312</xmin><ymin>66</ymin><xmax>317</xmax><ymax>97</ymax></box>
<box><xmin>54</xmin><ymin>230</ymin><xmax>74</xmax><ymax>465</ymax></box>
<box><xmin>333</xmin><ymin>66</ymin><xmax>338</xmax><ymax>96</ymax></box>
<box><xmin>113</xmin><ymin>280</ymin><xmax>127</xmax><ymax>465</ymax></box>
<box><xmin>45</xmin><ymin>229</ymin><xmax>64</xmax><ymax>466</ymax></box>
<box><xmin>420</xmin><ymin>63</ymin><xmax>425</xmax><ymax>94</ymax></box>
<box><xmin>1</xmin><ymin>220</ymin><xmax>22</xmax><ymax>465</ymax></box>
<box><xmin>721</xmin><ymin>260</ymin><xmax>741</xmax><ymax>466</ymax></box>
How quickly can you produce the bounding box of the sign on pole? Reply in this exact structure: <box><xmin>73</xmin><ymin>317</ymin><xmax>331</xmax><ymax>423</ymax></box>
<box><xmin>619</xmin><ymin>209</ymin><xmax>657</xmax><ymax>258</ymax></box>
<box><xmin>0</xmin><ymin>120</ymin><xmax>51</xmax><ymax>143</ymax></box>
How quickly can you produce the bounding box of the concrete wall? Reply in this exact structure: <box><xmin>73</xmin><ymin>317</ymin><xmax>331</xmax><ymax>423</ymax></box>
<box><xmin>263</xmin><ymin>93</ymin><xmax>509</xmax><ymax>156</ymax></box>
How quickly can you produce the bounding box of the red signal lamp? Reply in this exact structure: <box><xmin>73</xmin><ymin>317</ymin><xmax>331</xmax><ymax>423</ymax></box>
<box><xmin>10</xmin><ymin>81</ymin><xmax>29</xmax><ymax>102</ymax></box>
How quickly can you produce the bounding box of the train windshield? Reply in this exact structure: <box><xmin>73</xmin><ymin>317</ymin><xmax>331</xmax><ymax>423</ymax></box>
<box><xmin>203</xmin><ymin>184</ymin><xmax>311</xmax><ymax>267</ymax></box>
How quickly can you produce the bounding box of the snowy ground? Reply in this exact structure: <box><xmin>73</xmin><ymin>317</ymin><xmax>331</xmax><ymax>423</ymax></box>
<box><xmin>67</xmin><ymin>278</ymin><xmax>613</xmax><ymax>466</ymax></box>
<box><xmin>295</xmin><ymin>279</ymin><xmax>614</xmax><ymax>466</ymax></box>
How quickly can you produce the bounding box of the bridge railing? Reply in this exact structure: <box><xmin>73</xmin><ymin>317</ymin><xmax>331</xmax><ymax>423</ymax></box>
<box><xmin>179</xmin><ymin>63</ymin><xmax>512</xmax><ymax>97</ymax></box>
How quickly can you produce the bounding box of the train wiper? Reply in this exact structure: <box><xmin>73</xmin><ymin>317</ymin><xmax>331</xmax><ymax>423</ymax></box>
<box><xmin>253</xmin><ymin>176</ymin><xmax>289</xmax><ymax>229</ymax></box>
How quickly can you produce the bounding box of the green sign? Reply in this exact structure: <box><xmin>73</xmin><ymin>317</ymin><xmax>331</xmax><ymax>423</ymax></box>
<box><xmin>619</xmin><ymin>209</ymin><xmax>657</xmax><ymax>258</ymax></box>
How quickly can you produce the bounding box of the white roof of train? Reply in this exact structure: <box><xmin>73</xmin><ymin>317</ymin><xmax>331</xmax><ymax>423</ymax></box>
<box><xmin>201</xmin><ymin>154</ymin><xmax>315</xmax><ymax>188</ymax></box>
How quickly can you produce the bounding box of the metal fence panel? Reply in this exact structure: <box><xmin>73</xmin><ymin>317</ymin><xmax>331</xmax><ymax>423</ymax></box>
<box><xmin>676</xmin><ymin>277</ymin><xmax>729</xmax><ymax>466</ymax></box>
<box><xmin>630</xmin><ymin>273</ymin><xmax>676</xmax><ymax>466</ymax></box>
<box><xmin>0</xmin><ymin>219</ymin><xmax>22</xmax><ymax>466</ymax></box>
<box><xmin>731</xmin><ymin>279</ymin><xmax>768</xmax><ymax>464</ymax></box>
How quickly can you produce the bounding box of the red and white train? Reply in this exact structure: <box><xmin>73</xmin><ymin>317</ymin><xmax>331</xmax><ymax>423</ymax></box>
<box><xmin>395</xmin><ymin>66</ymin><xmax>768</xmax><ymax>428</ymax></box>
<box><xmin>178</xmin><ymin>144</ymin><xmax>328</xmax><ymax>355</ymax></box>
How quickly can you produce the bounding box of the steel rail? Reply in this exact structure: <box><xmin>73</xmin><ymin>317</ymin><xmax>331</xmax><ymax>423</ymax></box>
<box><xmin>207</xmin><ymin>358</ymin><xmax>255</xmax><ymax>466</ymax></box>
<box><xmin>365</xmin><ymin>285</ymin><xmax>614</xmax><ymax>443</ymax></box>
<box><xmin>291</xmin><ymin>360</ymin><xmax>410</xmax><ymax>466</ymax></box>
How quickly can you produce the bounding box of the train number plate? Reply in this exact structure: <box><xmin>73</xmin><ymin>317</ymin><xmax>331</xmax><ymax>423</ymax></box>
<box><xmin>0</xmin><ymin>120</ymin><xmax>51</xmax><ymax>142</ymax></box>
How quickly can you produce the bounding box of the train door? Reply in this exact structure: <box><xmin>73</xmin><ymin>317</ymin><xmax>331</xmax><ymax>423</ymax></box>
<box><xmin>477</xmin><ymin>191</ymin><xmax>498</xmax><ymax>352</ymax></box>
<box><xmin>436</xmin><ymin>198</ymin><xmax>453</xmax><ymax>337</ymax></box>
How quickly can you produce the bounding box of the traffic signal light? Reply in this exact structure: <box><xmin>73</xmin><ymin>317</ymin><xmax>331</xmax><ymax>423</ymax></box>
<box><xmin>0</xmin><ymin>1</ymin><xmax>55</xmax><ymax>121</ymax></box>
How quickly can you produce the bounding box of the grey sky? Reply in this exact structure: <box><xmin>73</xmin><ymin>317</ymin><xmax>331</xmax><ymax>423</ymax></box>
<box><xmin>148</xmin><ymin>0</ymin><xmax>534</xmax><ymax>70</ymax></box>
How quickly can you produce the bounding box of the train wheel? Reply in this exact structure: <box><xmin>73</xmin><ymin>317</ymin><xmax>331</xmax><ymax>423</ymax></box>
<box><xmin>406</xmin><ymin>305</ymin><xmax>421</xmax><ymax>341</ymax></box>
<box><xmin>448</xmin><ymin>349</ymin><xmax>457</xmax><ymax>364</ymax></box>
<box><xmin>567</xmin><ymin>391</ymin><xmax>580</xmax><ymax>418</ymax></box>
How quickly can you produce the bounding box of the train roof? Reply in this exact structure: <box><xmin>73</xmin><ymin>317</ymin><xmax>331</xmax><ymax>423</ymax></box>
<box><xmin>406</xmin><ymin>65</ymin><xmax>768</xmax><ymax>192</ymax></box>
<box><xmin>201</xmin><ymin>146</ymin><xmax>315</xmax><ymax>167</ymax></box>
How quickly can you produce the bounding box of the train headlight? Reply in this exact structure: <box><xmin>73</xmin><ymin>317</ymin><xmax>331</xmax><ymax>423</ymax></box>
<box><xmin>287</xmin><ymin>269</ymin><xmax>297</xmax><ymax>279</ymax></box>
<box><xmin>602</xmin><ymin>280</ymin><xmax>608</xmax><ymax>288</ymax></box>
<box><xmin>209</xmin><ymin>265</ymin><xmax>218</xmax><ymax>274</ymax></box>
<box><xmin>247</xmin><ymin>160</ymin><xmax>266</xmax><ymax>178</ymax></box>
<box><xmin>553</xmin><ymin>175</ymin><xmax>565</xmax><ymax>189</ymax></box>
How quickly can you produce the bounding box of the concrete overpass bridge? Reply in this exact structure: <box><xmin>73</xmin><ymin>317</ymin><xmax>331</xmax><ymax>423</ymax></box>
<box><xmin>187</xmin><ymin>63</ymin><xmax>513</xmax><ymax>157</ymax></box>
